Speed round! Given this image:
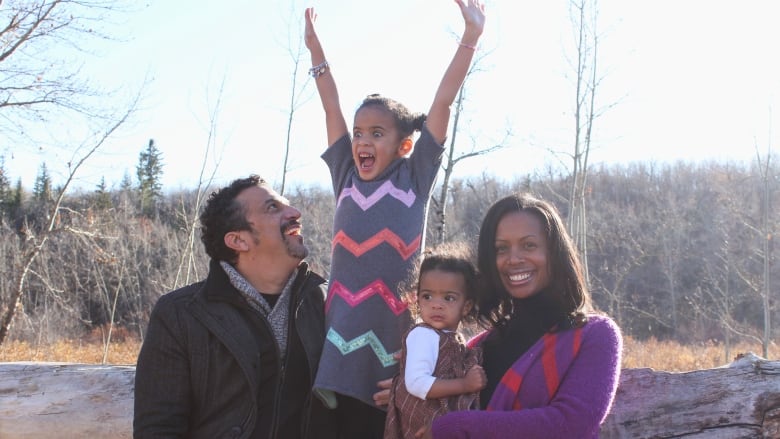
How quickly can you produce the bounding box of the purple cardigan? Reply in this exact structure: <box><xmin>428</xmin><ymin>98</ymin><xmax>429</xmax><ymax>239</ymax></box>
<box><xmin>431</xmin><ymin>315</ymin><xmax>622</xmax><ymax>439</ymax></box>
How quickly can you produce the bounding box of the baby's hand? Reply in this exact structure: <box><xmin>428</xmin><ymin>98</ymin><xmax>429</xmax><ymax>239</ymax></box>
<box><xmin>455</xmin><ymin>0</ymin><xmax>486</xmax><ymax>38</ymax></box>
<box><xmin>463</xmin><ymin>364</ymin><xmax>487</xmax><ymax>393</ymax></box>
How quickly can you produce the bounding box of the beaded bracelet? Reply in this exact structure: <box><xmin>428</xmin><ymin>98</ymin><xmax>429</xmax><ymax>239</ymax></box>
<box><xmin>309</xmin><ymin>60</ymin><xmax>329</xmax><ymax>78</ymax></box>
<box><xmin>459</xmin><ymin>41</ymin><xmax>477</xmax><ymax>50</ymax></box>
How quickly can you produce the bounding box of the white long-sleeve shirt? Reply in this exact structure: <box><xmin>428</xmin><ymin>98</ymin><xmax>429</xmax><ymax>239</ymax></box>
<box><xmin>404</xmin><ymin>325</ymin><xmax>455</xmax><ymax>399</ymax></box>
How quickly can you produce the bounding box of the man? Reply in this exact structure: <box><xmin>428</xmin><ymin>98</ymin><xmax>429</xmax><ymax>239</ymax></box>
<box><xmin>134</xmin><ymin>175</ymin><xmax>337</xmax><ymax>439</ymax></box>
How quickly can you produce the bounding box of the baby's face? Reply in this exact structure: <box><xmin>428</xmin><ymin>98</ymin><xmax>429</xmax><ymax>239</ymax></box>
<box><xmin>417</xmin><ymin>269</ymin><xmax>472</xmax><ymax>332</ymax></box>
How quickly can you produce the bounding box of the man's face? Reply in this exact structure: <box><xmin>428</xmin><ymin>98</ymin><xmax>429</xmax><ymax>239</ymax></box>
<box><xmin>235</xmin><ymin>185</ymin><xmax>308</xmax><ymax>262</ymax></box>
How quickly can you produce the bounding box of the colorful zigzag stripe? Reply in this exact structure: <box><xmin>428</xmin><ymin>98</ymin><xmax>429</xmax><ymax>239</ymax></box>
<box><xmin>337</xmin><ymin>181</ymin><xmax>416</xmax><ymax>210</ymax></box>
<box><xmin>332</xmin><ymin>228</ymin><xmax>420</xmax><ymax>260</ymax></box>
<box><xmin>325</xmin><ymin>279</ymin><xmax>408</xmax><ymax>315</ymax></box>
<box><xmin>326</xmin><ymin>327</ymin><xmax>398</xmax><ymax>367</ymax></box>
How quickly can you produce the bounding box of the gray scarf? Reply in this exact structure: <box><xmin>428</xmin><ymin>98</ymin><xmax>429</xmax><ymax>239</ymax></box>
<box><xmin>220</xmin><ymin>261</ymin><xmax>294</xmax><ymax>356</ymax></box>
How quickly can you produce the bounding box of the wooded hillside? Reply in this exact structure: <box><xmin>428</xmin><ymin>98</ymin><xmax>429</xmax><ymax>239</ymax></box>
<box><xmin>0</xmin><ymin>160</ymin><xmax>777</xmax><ymax>355</ymax></box>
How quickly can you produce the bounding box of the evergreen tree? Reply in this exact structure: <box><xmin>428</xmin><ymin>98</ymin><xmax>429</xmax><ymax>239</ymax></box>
<box><xmin>136</xmin><ymin>139</ymin><xmax>164</xmax><ymax>215</ymax></box>
<box><xmin>118</xmin><ymin>170</ymin><xmax>135</xmax><ymax>213</ymax></box>
<box><xmin>0</xmin><ymin>156</ymin><xmax>10</xmax><ymax>218</ymax></box>
<box><xmin>3</xmin><ymin>178</ymin><xmax>24</xmax><ymax>224</ymax></box>
<box><xmin>10</xmin><ymin>178</ymin><xmax>23</xmax><ymax>215</ymax></box>
<box><xmin>33</xmin><ymin>163</ymin><xmax>52</xmax><ymax>202</ymax></box>
<box><xmin>94</xmin><ymin>176</ymin><xmax>112</xmax><ymax>210</ymax></box>
<box><xmin>120</xmin><ymin>170</ymin><xmax>134</xmax><ymax>192</ymax></box>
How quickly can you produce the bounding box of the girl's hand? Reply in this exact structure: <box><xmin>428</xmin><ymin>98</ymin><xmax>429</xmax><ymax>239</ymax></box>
<box><xmin>454</xmin><ymin>0</ymin><xmax>486</xmax><ymax>43</ymax></box>
<box><xmin>304</xmin><ymin>7</ymin><xmax>321</xmax><ymax>52</ymax></box>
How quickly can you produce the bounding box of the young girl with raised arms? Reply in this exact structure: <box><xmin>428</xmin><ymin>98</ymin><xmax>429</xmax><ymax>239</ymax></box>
<box><xmin>384</xmin><ymin>243</ymin><xmax>486</xmax><ymax>439</ymax></box>
<box><xmin>304</xmin><ymin>1</ymin><xmax>486</xmax><ymax>437</ymax></box>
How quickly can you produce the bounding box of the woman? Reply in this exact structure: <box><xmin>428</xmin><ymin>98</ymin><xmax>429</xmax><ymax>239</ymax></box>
<box><xmin>423</xmin><ymin>193</ymin><xmax>622</xmax><ymax>439</ymax></box>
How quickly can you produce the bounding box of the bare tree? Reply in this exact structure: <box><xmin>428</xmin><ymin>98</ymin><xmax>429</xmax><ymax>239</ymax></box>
<box><xmin>588</xmin><ymin>196</ymin><xmax>649</xmax><ymax>325</ymax></box>
<box><xmin>754</xmin><ymin>122</ymin><xmax>775</xmax><ymax>358</ymax></box>
<box><xmin>431</xmin><ymin>49</ymin><xmax>511</xmax><ymax>245</ymax></box>
<box><xmin>564</xmin><ymin>0</ymin><xmax>600</xmax><ymax>282</ymax></box>
<box><xmin>562</xmin><ymin>0</ymin><xmax>622</xmax><ymax>282</ymax></box>
<box><xmin>277</xmin><ymin>0</ymin><xmax>315</xmax><ymax>195</ymax></box>
<box><xmin>0</xmin><ymin>0</ymin><xmax>145</xmax><ymax>345</ymax></box>
<box><xmin>698</xmin><ymin>248</ymin><xmax>764</xmax><ymax>363</ymax></box>
<box><xmin>0</xmin><ymin>0</ymin><xmax>135</xmax><ymax>152</ymax></box>
<box><xmin>170</xmin><ymin>78</ymin><xmax>226</xmax><ymax>291</ymax></box>
<box><xmin>0</xmin><ymin>92</ymin><xmax>140</xmax><ymax>345</ymax></box>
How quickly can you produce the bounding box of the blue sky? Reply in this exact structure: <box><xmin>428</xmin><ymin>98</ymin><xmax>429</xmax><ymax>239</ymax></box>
<box><xmin>7</xmin><ymin>0</ymin><xmax>780</xmax><ymax>192</ymax></box>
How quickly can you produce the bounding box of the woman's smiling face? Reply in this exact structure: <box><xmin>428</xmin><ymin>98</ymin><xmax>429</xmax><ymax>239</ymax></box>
<box><xmin>494</xmin><ymin>211</ymin><xmax>550</xmax><ymax>299</ymax></box>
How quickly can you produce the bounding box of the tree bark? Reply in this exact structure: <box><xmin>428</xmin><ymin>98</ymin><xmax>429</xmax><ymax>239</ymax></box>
<box><xmin>0</xmin><ymin>353</ymin><xmax>778</xmax><ymax>438</ymax></box>
<box><xmin>602</xmin><ymin>352</ymin><xmax>780</xmax><ymax>438</ymax></box>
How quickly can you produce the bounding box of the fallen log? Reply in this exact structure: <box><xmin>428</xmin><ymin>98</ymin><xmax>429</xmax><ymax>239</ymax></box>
<box><xmin>601</xmin><ymin>352</ymin><xmax>780</xmax><ymax>438</ymax></box>
<box><xmin>0</xmin><ymin>362</ymin><xmax>135</xmax><ymax>438</ymax></box>
<box><xmin>0</xmin><ymin>353</ymin><xmax>778</xmax><ymax>438</ymax></box>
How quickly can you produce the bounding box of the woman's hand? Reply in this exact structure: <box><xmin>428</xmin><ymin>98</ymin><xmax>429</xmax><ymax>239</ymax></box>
<box><xmin>373</xmin><ymin>350</ymin><xmax>402</xmax><ymax>407</ymax></box>
<box><xmin>373</xmin><ymin>377</ymin><xmax>393</xmax><ymax>407</ymax></box>
<box><xmin>415</xmin><ymin>423</ymin><xmax>433</xmax><ymax>439</ymax></box>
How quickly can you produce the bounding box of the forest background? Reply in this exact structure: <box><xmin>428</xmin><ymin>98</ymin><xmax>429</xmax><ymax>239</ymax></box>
<box><xmin>0</xmin><ymin>1</ymin><xmax>778</xmax><ymax>370</ymax></box>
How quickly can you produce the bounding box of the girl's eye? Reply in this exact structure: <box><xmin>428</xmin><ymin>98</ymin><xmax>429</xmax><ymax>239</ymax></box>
<box><xmin>524</xmin><ymin>242</ymin><xmax>537</xmax><ymax>250</ymax></box>
<box><xmin>420</xmin><ymin>293</ymin><xmax>432</xmax><ymax>301</ymax></box>
<box><xmin>445</xmin><ymin>295</ymin><xmax>457</xmax><ymax>302</ymax></box>
<box><xmin>354</xmin><ymin>131</ymin><xmax>362</xmax><ymax>138</ymax></box>
<box><xmin>372</xmin><ymin>131</ymin><xmax>383</xmax><ymax>138</ymax></box>
<box><xmin>495</xmin><ymin>245</ymin><xmax>508</xmax><ymax>254</ymax></box>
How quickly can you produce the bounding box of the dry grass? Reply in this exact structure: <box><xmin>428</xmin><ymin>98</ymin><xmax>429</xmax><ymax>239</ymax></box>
<box><xmin>622</xmin><ymin>336</ymin><xmax>779</xmax><ymax>371</ymax></box>
<box><xmin>1</xmin><ymin>336</ymin><xmax>777</xmax><ymax>371</ymax></box>
<box><xmin>0</xmin><ymin>338</ymin><xmax>141</xmax><ymax>365</ymax></box>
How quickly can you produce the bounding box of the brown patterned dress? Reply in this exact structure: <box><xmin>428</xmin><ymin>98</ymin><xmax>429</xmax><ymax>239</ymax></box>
<box><xmin>383</xmin><ymin>323</ymin><xmax>482</xmax><ymax>439</ymax></box>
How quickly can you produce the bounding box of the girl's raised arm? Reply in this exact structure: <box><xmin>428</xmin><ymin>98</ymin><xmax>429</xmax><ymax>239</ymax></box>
<box><xmin>305</xmin><ymin>7</ymin><xmax>349</xmax><ymax>147</ymax></box>
<box><xmin>425</xmin><ymin>0</ymin><xmax>486</xmax><ymax>144</ymax></box>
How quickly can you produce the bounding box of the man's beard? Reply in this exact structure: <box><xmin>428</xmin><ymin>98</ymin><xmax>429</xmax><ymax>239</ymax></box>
<box><xmin>285</xmin><ymin>237</ymin><xmax>309</xmax><ymax>260</ymax></box>
<box><xmin>282</xmin><ymin>220</ymin><xmax>308</xmax><ymax>260</ymax></box>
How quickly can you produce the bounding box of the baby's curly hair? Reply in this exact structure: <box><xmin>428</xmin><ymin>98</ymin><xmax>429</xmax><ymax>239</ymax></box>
<box><xmin>403</xmin><ymin>241</ymin><xmax>480</xmax><ymax>326</ymax></box>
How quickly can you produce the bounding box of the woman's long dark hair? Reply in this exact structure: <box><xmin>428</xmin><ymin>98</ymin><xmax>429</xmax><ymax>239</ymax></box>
<box><xmin>476</xmin><ymin>193</ymin><xmax>592</xmax><ymax>329</ymax></box>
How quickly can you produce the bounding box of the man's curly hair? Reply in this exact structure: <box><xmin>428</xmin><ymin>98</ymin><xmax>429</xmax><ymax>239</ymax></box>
<box><xmin>199</xmin><ymin>175</ymin><xmax>266</xmax><ymax>264</ymax></box>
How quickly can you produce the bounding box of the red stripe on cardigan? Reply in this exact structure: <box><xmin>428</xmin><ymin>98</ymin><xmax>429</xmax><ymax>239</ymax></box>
<box><xmin>542</xmin><ymin>333</ymin><xmax>559</xmax><ymax>398</ymax></box>
<box><xmin>490</xmin><ymin>325</ymin><xmax>585</xmax><ymax>408</ymax></box>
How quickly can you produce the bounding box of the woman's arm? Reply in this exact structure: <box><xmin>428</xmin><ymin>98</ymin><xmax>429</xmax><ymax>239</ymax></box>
<box><xmin>429</xmin><ymin>318</ymin><xmax>623</xmax><ymax>439</ymax></box>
